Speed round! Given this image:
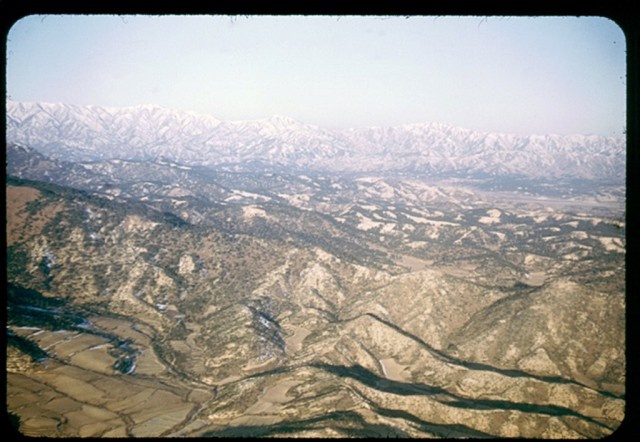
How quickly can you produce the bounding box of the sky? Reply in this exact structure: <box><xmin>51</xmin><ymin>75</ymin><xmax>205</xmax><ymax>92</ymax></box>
<box><xmin>6</xmin><ymin>15</ymin><xmax>626</xmax><ymax>136</ymax></box>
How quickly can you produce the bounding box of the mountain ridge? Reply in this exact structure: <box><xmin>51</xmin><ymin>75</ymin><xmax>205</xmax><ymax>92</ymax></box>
<box><xmin>6</xmin><ymin>100</ymin><xmax>625</xmax><ymax>181</ymax></box>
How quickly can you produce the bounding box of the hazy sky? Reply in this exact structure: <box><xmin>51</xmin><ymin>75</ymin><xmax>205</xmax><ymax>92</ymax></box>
<box><xmin>6</xmin><ymin>15</ymin><xmax>626</xmax><ymax>136</ymax></box>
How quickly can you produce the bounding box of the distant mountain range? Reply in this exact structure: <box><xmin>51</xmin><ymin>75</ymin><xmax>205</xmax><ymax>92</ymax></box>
<box><xmin>6</xmin><ymin>101</ymin><xmax>625</xmax><ymax>181</ymax></box>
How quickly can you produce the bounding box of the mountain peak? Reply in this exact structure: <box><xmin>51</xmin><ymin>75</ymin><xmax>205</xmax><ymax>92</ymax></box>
<box><xmin>269</xmin><ymin>114</ymin><xmax>299</xmax><ymax>124</ymax></box>
<box><xmin>132</xmin><ymin>103</ymin><xmax>163</xmax><ymax>111</ymax></box>
<box><xmin>262</xmin><ymin>114</ymin><xmax>308</xmax><ymax>130</ymax></box>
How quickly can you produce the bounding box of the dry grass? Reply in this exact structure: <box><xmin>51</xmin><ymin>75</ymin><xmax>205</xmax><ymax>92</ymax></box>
<box><xmin>379</xmin><ymin>357</ymin><xmax>410</xmax><ymax>382</ymax></box>
<box><xmin>285</xmin><ymin>325</ymin><xmax>312</xmax><ymax>354</ymax></box>
<box><xmin>6</xmin><ymin>185</ymin><xmax>41</xmax><ymax>244</ymax></box>
<box><xmin>6</xmin><ymin>185</ymin><xmax>63</xmax><ymax>245</ymax></box>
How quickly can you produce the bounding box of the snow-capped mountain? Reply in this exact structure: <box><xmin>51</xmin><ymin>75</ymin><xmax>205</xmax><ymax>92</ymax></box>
<box><xmin>6</xmin><ymin>101</ymin><xmax>625</xmax><ymax>181</ymax></box>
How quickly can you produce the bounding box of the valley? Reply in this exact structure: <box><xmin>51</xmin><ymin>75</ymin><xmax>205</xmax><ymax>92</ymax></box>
<box><xmin>5</xmin><ymin>102</ymin><xmax>626</xmax><ymax>438</ymax></box>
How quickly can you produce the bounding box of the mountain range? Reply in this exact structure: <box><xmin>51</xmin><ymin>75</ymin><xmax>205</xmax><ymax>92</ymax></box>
<box><xmin>5</xmin><ymin>100</ymin><xmax>626</xmax><ymax>438</ymax></box>
<box><xmin>6</xmin><ymin>100</ymin><xmax>625</xmax><ymax>180</ymax></box>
